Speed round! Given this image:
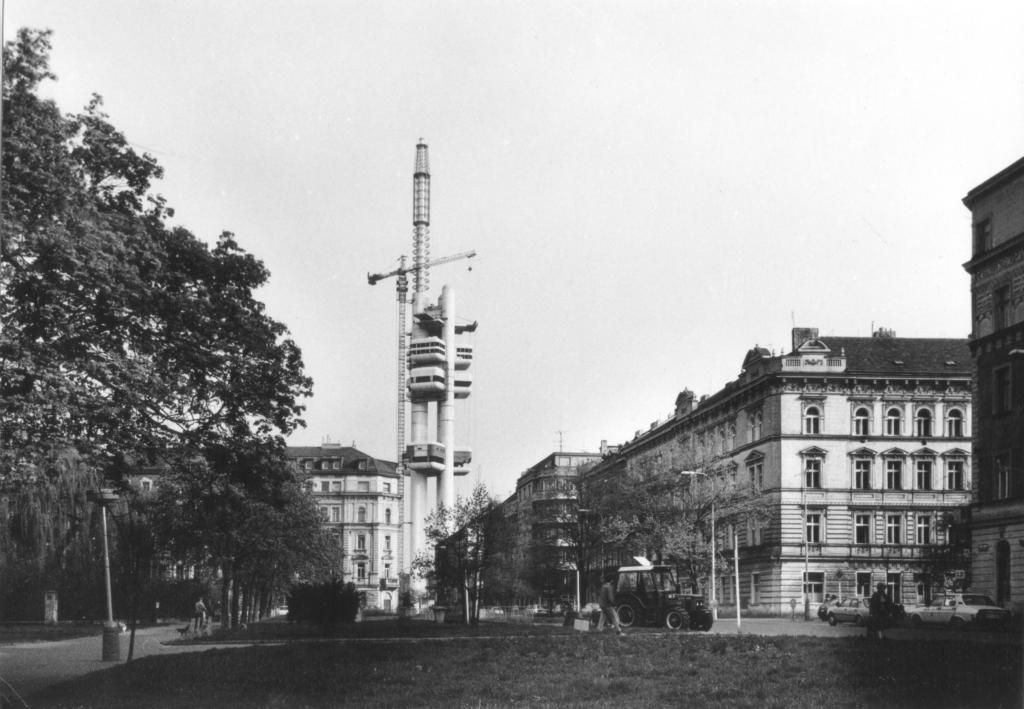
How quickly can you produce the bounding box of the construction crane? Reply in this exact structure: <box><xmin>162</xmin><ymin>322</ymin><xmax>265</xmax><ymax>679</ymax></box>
<box><xmin>367</xmin><ymin>249</ymin><xmax>476</xmax><ymax>477</ymax></box>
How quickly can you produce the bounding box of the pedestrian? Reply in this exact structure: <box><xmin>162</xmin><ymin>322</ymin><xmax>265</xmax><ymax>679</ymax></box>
<box><xmin>867</xmin><ymin>582</ymin><xmax>892</xmax><ymax>641</ymax></box>
<box><xmin>193</xmin><ymin>597</ymin><xmax>207</xmax><ymax>632</ymax></box>
<box><xmin>597</xmin><ymin>574</ymin><xmax>623</xmax><ymax>635</ymax></box>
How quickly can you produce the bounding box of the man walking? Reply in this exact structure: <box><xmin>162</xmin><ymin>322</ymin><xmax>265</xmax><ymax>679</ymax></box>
<box><xmin>597</xmin><ymin>574</ymin><xmax>623</xmax><ymax>635</ymax></box>
<box><xmin>867</xmin><ymin>582</ymin><xmax>892</xmax><ymax>641</ymax></box>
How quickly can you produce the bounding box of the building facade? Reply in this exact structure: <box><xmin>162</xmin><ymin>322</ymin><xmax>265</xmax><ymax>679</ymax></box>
<box><xmin>585</xmin><ymin>328</ymin><xmax>972</xmax><ymax>615</ymax></box>
<box><xmin>287</xmin><ymin>443</ymin><xmax>402</xmax><ymax>610</ymax></box>
<box><xmin>499</xmin><ymin>450</ymin><xmax>603</xmax><ymax>607</ymax></box>
<box><xmin>963</xmin><ymin>155</ymin><xmax>1024</xmax><ymax>615</ymax></box>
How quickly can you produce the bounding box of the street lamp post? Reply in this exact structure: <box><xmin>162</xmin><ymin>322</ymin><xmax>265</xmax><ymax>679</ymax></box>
<box><xmin>576</xmin><ymin>508</ymin><xmax>591</xmax><ymax>612</ymax></box>
<box><xmin>87</xmin><ymin>488</ymin><xmax>120</xmax><ymax>661</ymax></box>
<box><xmin>679</xmin><ymin>468</ymin><xmax>744</xmax><ymax>630</ymax></box>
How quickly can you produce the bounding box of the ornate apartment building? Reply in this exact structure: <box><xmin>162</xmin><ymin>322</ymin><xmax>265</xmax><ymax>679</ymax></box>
<box><xmin>584</xmin><ymin>327</ymin><xmax>972</xmax><ymax>615</ymax></box>
<box><xmin>963</xmin><ymin>155</ymin><xmax>1024</xmax><ymax>614</ymax></box>
<box><xmin>286</xmin><ymin>443</ymin><xmax>402</xmax><ymax>610</ymax></box>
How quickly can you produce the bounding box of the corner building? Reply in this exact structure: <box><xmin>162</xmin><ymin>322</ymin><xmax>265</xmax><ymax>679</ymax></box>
<box><xmin>963</xmin><ymin>155</ymin><xmax>1024</xmax><ymax>615</ymax></box>
<box><xmin>287</xmin><ymin>443</ymin><xmax>402</xmax><ymax>610</ymax></box>
<box><xmin>585</xmin><ymin>328</ymin><xmax>972</xmax><ymax>615</ymax></box>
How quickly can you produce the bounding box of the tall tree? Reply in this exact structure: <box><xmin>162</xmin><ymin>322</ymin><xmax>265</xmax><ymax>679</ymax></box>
<box><xmin>414</xmin><ymin>483</ymin><xmax>509</xmax><ymax>624</ymax></box>
<box><xmin>0</xmin><ymin>28</ymin><xmax>313</xmax><ymax>622</ymax></box>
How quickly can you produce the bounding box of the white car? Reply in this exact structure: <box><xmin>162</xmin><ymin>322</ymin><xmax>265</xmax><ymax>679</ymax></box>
<box><xmin>907</xmin><ymin>593</ymin><xmax>1011</xmax><ymax>630</ymax></box>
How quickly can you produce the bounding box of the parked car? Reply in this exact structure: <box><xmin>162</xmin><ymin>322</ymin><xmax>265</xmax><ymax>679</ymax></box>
<box><xmin>907</xmin><ymin>593</ymin><xmax>1012</xmax><ymax>630</ymax></box>
<box><xmin>817</xmin><ymin>596</ymin><xmax>842</xmax><ymax>621</ymax></box>
<box><xmin>827</xmin><ymin>597</ymin><xmax>870</xmax><ymax>626</ymax></box>
<box><xmin>611</xmin><ymin>561</ymin><xmax>713</xmax><ymax>631</ymax></box>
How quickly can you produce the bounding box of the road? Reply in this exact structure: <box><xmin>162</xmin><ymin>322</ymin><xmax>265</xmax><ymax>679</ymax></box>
<box><xmin>0</xmin><ymin>623</ymin><xmax>240</xmax><ymax>706</ymax></box>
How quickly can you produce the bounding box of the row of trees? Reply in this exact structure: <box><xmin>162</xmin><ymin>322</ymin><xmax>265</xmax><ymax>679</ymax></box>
<box><xmin>0</xmin><ymin>28</ymin><xmax>335</xmax><ymax>648</ymax></box>
<box><xmin>415</xmin><ymin>458</ymin><xmax>767</xmax><ymax>623</ymax></box>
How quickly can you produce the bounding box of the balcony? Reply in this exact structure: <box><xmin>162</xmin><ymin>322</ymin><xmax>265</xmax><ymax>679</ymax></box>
<box><xmin>781</xmin><ymin>355</ymin><xmax>846</xmax><ymax>373</ymax></box>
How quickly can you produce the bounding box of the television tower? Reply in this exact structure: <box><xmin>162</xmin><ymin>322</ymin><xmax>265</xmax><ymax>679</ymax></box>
<box><xmin>368</xmin><ymin>142</ymin><xmax>476</xmax><ymax>570</ymax></box>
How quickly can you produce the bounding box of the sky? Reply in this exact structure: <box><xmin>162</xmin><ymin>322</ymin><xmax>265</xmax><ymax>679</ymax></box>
<box><xmin>5</xmin><ymin>1</ymin><xmax>1024</xmax><ymax>501</ymax></box>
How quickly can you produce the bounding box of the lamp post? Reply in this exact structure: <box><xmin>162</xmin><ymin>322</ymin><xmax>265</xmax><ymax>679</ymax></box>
<box><xmin>576</xmin><ymin>508</ymin><xmax>591</xmax><ymax>612</ymax></box>
<box><xmin>87</xmin><ymin>488</ymin><xmax>120</xmax><ymax>661</ymax></box>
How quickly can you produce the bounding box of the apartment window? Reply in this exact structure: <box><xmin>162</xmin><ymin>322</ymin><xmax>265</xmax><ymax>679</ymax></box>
<box><xmin>805</xmin><ymin>512</ymin><xmax>822</xmax><ymax>543</ymax></box>
<box><xmin>384</xmin><ymin>535</ymin><xmax>392</xmax><ymax>552</ymax></box>
<box><xmin>886</xmin><ymin>459</ymin><xmax>903</xmax><ymax>490</ymax></box>
<box><xmin>885</xmin><ymin>408</ymin><xmax>903</xmax><ymax>436</ymax></box>
<box><xmin>726</xmin><ymin>423</ymin><xmax>736</xmax><ymax>451</ymax></box>
<box><xmin>803</xmin><ymin>406</ymin><xmax>822</xmax><ymax>435</ymax></box>
<box><xmin>916</xmin><ymin>515</ymin><xmax>932</xmax><ymax>545</ymax></box>
<box><xmin>747</xmin><ymin>516</ymin><xmax>763</xmax><ymax>546</ymax></box>
<box><xmin>804</xmin><ymin>458</ymin><xmax>822</xmax><ymax>488</ymax></box>
<box><xmin>886</xmin><ymin>514</ymin><xmax>902</xmax><ymax>544</ymax></box>
<box><xmin>995</xmin><ymin>457</ymin><xmax>1011</xmax><ymax>499</ymax></box>
<box><xmin>993</xmin><ymin>366</ymin><xmax>1012</xmax><ymax>415</ymax></box>
<box><xmin>140</xmin><ymin>478</ymin><xmax>153</xmax><ymax>492</ymax></box>
<box><xmin>384</xmin><ymin>563</ymin><xmax>392</xmax><ymax>580</ymax></box>
<box><xmin>856</xmin><ymin>572</ymin><xmax>872</xmax><ymax>598</ymax></box>
<box><xmin>747</xmin><ymin>461</ymin><xmax>764</xmax><ymax>489</ymax></box>
<box><xmin>994</xmin><ymin>285</ymin><xmax>1011</xmax><ymax>331</ymax></box>
<box><xmin>356</xmin><ymin>562</ymin><xmax>366</xmax><ymax>580</ymax></box>
<box><xmin>853</xmin><ymin>407</ymin><xmax>871</xmax><ymax>437</ymax></box>
<box><xmin>751</xmin><ymin>573</ymin><xmax>760</xmax><ymax>604</ymax></box>
<box><xmin>854</xmin><ymin>459</ymin><xmax>872</xmax><ymax>490</ymax></box>
<box><xmin>383</xmin><ymin>482</ymin><xmax>391</xmax><ymax>493</ymax></box>
<box><xmin>385</xmin><ymin>508</ymin><xmax>392</xmax><ymax>524</ymax></box>
<box><xmin>803</xmin><ymin>571</ymin><xmax>825</xmax><ymax>604</ymax></box>
<box><xmin>319</xmin><ymin>506</ymin><xmax>329</xmax><ymax>521</ymax></box>
<box><xmin>914</xmin><ymin>409</ymin><xmax>932</xmax><ymax>438</ymax></box>
<box><xmin>915</xmin><ymin>460</ymin><xmax>933</xmax><ymax>491</ymax></box>
<box><xmin>946</xmin><ymin>459</ymin><xmax>964</xmax><ymax>490</ymax></box>
<box><xmin>330</xmin><ymin>506</ymin><xmax>340</xmax><ymax>523</ymax></box>
<box><xmin>974</xmin><ymin>217</ymin><xmax>992</xmax><ymax>255</ymax></box>
<box><xmin>886</xmin><ymin>573</ymin><xmax>902</xmax><ymax>603</ymax></box>
<box><xmin>357</xmin><ymin>506</ymin><xmax>367</xmax><ymax>523</ymax></box>
<box><xmin>854</xmin><ymin>513</ymin><xmax>871</xmax><ymax>544</ymax></box>
<box><xmin>749</xmin><ymin>409</ymin><xmax>763</xmax><ymax>441</ymax></box>
<box><xmin>945</xmin><ymin>409</ymin><xmax>964</xmax><ymax>438</ymax></box>
<box><xmin>356</xmin><ymin>534</ymin><xmax>366</xmax><ymax>551</ymax></box>
<box><xmin>320</xmin><ymin>481</ymin><xmax>330</xmax><ymax>492</ymax></box>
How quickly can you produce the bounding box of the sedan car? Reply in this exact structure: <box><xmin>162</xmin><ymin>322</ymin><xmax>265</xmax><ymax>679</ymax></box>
<box><xmin>827</xmin><ymin>597</ymin><xmax>870</xmax><ymax>626</ymax></box>
<box><xmin>907</xmin><ymin>593</ymin><xmax>1012</xmax><ymax>630</ymax></box>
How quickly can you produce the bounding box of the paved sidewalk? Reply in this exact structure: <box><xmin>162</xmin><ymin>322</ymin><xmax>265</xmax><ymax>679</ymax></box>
<box><xmin>0</xmin><ymin>623</ymin><xmax>231</xmax><ymax>704</ymax></box>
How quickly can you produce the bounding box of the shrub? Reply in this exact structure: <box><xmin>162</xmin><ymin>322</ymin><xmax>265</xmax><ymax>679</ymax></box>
<box><xmin>285</xmin><ymin>580</ymin><xmax>360</xmax><ymax>632</ymax></box>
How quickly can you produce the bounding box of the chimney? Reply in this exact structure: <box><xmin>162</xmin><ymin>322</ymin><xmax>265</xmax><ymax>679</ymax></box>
<box><xmin>792</xmin><ymin>327</ymin><xmax>819</xmax><ymax>352</ymax></box>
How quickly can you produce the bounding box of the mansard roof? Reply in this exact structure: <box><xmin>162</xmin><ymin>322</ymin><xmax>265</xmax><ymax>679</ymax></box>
<box><xmin>286</xmin><ymin>444</ymin><xmax>398</xmax><ymax>476</ymax></box>
<box><xmin>790</xmin><ymin>336</ymin><xmax>970</xmax><ymax>376</ymax></box>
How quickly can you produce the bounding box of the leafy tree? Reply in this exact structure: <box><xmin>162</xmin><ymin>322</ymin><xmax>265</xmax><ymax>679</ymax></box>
<box><xmin>0</xmin><ymin>28</ymin><xmax>313</xmax><ymax>626</ymax></box>
<box><xmin>414</xmin><ymin>483</ymin><xmax>509</xmax><ymax>624</ymax></box>
<box><xmin>586</xmin><ymin>452</ymin><xmax>766</xmax><ymax>598</ymax></box>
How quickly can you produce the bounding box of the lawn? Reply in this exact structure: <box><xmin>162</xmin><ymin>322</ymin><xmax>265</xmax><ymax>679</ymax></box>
<box><xmin>27</xmin><ymin>621</ymin><xmax>1021</xmax><ymax>709</ymax></box>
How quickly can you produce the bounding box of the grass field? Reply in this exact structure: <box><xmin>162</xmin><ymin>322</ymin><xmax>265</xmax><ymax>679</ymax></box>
<box><xmin>27</xmin><ymin>622</ymin><xmax>1021</xmax><ymax>709</ymax></box>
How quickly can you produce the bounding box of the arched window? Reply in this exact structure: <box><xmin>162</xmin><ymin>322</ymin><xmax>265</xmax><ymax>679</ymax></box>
<box><xmin>357</xmin><ymin>506</ymin><xmax>367</xmax><ymax>523</ymax></box>
<box><xmin>914</xmin><ymin>409</ymin><xmax>932</xmax><ymax>438</ymax></box>
<box><xmin>945</xmin><ymin>409</ymin><xmax>964</xmax><ymax>438</ymax></box>
<box><xmin>804</xmin><ymin>406</ymin><xmax>821</xmax><ymax>435</ymax></box>
<box><xmin>853</xmin><ymin>408</ymin><xmax>871</xmax><ymax>437</ymax></box>
<box><xmin>885</xmin><ymin>408</ymin><xmax>903</xmax><ymax>436</ymax></box>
